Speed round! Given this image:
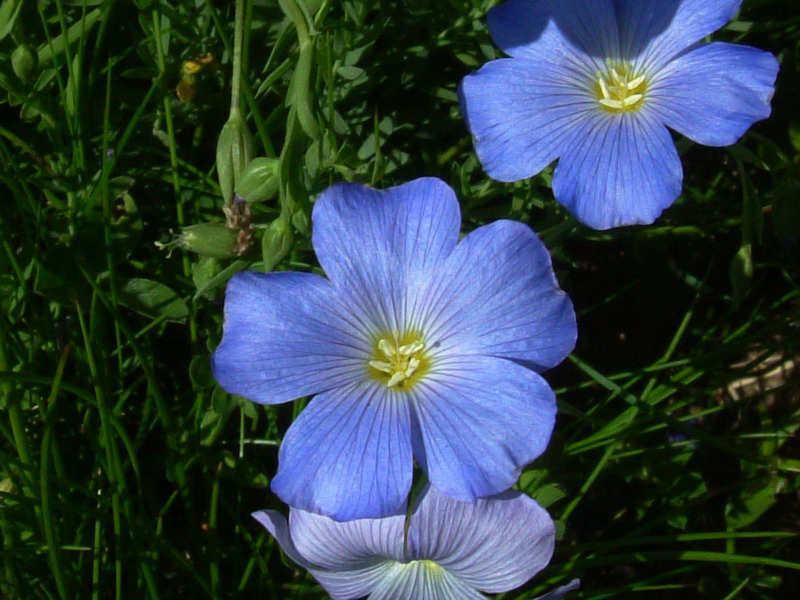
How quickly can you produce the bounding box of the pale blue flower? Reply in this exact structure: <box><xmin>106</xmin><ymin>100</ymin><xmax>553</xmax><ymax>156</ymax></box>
<box><xmin>459</xmin><ymin>0</ymin><xmax>779</xmax><ymax>229</ymax></box>
<box><xmin>212</xmin><ymin>178</ymin><xmax>576</xmax><ymax>521</ymax></box>
<box><xmin>254</xmin><ymin>486</ymin><xmax>580</xmax><ymax>600</ymax></box>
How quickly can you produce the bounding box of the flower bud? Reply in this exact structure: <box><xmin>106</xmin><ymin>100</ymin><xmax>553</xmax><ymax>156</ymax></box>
<box><xmin>11</xmin><ymin>43</ymin><xmax>37</xmax><ymax>82</ymax></box>
<box><xmin>216</xmin><ymin>111</ymin><xmax>254</xmax><ymax>205</ymax></box>
<box><xmin>172</xmin><ymin>223</ymin><xmax>241</xmax><ymax>259</ymax></box>
<box><xmin>176</xmin><ymin>79</ymin><xmax>196</xmax><ymax>103</ymax></box>
<box><xmin>729</xmin><ymin>243</ymin><xmax>753</xmax><ymax>307</ymax></box>
<box><xmin>261</xmin><ymin>217</ymin><xmax>294</xmax><ymax>272</ymax></box>
<box><xmin>235</xmin><ymin>157</ymin><xmax>280</xmax><ymax>204</ymax></box>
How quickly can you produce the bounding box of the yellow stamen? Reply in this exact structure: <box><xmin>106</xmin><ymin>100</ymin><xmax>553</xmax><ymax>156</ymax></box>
<box><xmin>368</xmin><ymin>333</ymin><xmax>429</xmax><ymax>390</ymax></box>
<box><xmin>594</xmin><ymin>62</ymin><xmax>648</xmax><ymax>113</ymax></box>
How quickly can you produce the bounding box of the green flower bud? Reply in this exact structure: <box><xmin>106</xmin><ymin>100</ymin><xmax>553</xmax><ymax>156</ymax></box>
<box><xmin>729</xmin><ymin>243</ymin><xmax>753</xmax><ymax>308</ymax></box>
<box><xmin>157</xmin><ymin>223</ymin><xmax>241</xmax><ymax>259</ymax></box>
<box><xmin>11</xmin><ymin>43</ymin><xmax>37</xmax><ymax>83</ymax></box>
<box><xmin>261</xmin><ymin>217</ymin><xmax>294</xmax><ymax>272</ymax></box>
<box><xmin>235</xmin><ymin>157</ymin><xmax>280</xmax><ymax>204</ymax></box>
<box><xmin>216</xmin><ymin>111</ymin><xmax>254</xmax><ymax>205</ymax></box>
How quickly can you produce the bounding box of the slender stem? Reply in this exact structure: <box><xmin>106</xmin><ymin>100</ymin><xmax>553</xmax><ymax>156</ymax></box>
<box><xmin>40</xmin><ymin>346</ymin><xmax>72</xmax><ymax>600</ymax></box>
<box><xmin>0</xmin><ymin>316</ymin><xmax>32</xmax><ymax>467</ymax></box>
<box><xmin>205</xmin><ymin>0</ymin><xmax>274</xmax><ymax>155</ymax></box>
<box><xmin>152</xmin><ymin>8</ymin><xmax>198</xmax><ymax>347</ymax></box>
<box><xmin>209</xmin><ymin>470</ymin><xmax>221</xmax><ymax>596</ymax></box>
<box><xmin>230</xmin><ymin>0</ymin><xmax>246</xmax><ymax>118</ymax></box>
<box><xmin>279</xmin><ymin>0</ymin><xmax>311</xmax><ymax>45</ymax></box>
<box><xmin>91</xmin><ymin>483</ymin><xmax>102</xmax><ymax>600</ymax></box>
<box><xmin>102</xmin><ymin>58</ymin><xmax>124</xmax><ymax>378</ymax></box>
<box><xmin>76</xmin><ymin>299</ymin><xmax>125</xmax><ymax>600</ymax></box>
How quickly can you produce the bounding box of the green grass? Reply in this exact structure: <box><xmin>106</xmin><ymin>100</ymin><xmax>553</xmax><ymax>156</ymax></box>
<box><xmin>1</xmin><ymin>0</ymin><xmax>798</xmax><ymax>598</ymax></box>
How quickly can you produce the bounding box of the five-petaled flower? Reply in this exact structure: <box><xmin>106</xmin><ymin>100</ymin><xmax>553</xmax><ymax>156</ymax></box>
<box><xmin>458</xmin><ymin>0</ymin><xmax>779</xmax><ymax>229</ymax></box>
<box><xmin>254</xmin><ymin>486</ymin><xmax>580</xmax><ymax>600</ymax></box>
<box><xmin>213</xmin><ymin>177</ymin><xmax>576</xmax><ymax>520</ymax></box>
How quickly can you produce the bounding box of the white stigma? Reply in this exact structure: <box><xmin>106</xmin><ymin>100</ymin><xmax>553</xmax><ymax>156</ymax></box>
<box><xmin>369</xmin><ymin>338</ymin><xmax>424</xmax><ymax>388</ymax></box>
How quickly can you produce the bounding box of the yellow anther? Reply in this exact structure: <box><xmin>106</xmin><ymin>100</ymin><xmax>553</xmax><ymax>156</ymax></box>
<box><xmin>599</xmin><ymin>98</ymin><xmax>625</xmax><ymax>110</ymax></box>
<box><xmin>369</xmin><ymin>336</ymin><xmax>427</xmax><ymax>389</ymax></box>
<box><xmin>387</xmin><ymin>372</ymin><xmax>406</xmax><ymax>387</ymax></box>
<box><xmin>598</xmin><ymin>77</ymin><xmax>611</xmax><ymax>100</ymax></box>
<box><xmin>398</xmin><ymin>341</ymin><xmax>424</xmax><ymax>356</ymax></box>
<box><xmin>595</xmin><ymin>62</ymin><xmax>647</xmax><ymax>113</ymax></box>
<box><xmin>378</xmin><ymin>339</ymin><xmax>395</xmax><ymax>357</ymax></box>
<box><xmin>369</xmin><ymin>360</ymin><xmax>393</xmax><ymax>373</ymax></box>
<box><xmin>628</xmin><ymin>74</ymin><xmax>646</xmax><ymax>89</ymax></box>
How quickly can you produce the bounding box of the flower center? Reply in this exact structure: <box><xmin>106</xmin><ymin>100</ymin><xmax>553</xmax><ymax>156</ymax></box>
<box><xmin>595</xmin><ymin>61</ymin><xmax>647</xmax><ymax>113</ymax></box>
<box><xmin>385</xmin><ymin>560</ymin><xmax>447</xmax><ymax>586</ymax></box>
<box><xmin>368</xmin><ymin>333</ymin><xmax>429</xmax><ymax>390</ymax></box>
<box><xmin>406</xmin><ymin>560</ymin><xmax>443</xmax><ymax>575</ymax></box>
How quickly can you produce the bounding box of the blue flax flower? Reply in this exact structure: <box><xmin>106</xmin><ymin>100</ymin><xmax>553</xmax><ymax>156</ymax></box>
<box><xmin>212</xmin><ymin>177</ymin><xmax>576</xmax><ymax>520</ymax></box>
<box><xmin>254</xmin><ymin>486</ymin><xmax>580</xmax><ymax>600</ymax></box>
<box><xmin>458</xmin><ymin>0</ymin><xmax>779</xmax><ymax>229</ymax></box>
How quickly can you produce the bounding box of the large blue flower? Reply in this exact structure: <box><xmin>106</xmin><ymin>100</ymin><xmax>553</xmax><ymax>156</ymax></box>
<box><xmin>254</xmin><ymin>486</ymin><xmax>580</xmax><ymax>600</ymax></box>
<box><xmin>212</xmin><ymin>178</ymin><xmax>576</xmax><ymax>520</ymax></box>
<box><xmin>458</xmin><ymin>0</ymin><xmax>779</xmax><ymax>230</ymax></box>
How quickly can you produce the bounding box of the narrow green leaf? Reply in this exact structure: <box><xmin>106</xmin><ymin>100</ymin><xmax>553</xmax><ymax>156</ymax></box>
<box><xmin>37</xmin><ymin>9</ymin><xmax>102</xmax><ymax>66</ymax></box>
<box><xmin>118</xmin><ymin>278</ymin><xmax>189</xmax><ymax>321</ymax></box>
<box><xmin>0</xmin><ymin>0</ymin><xmax>22</xmax><ymax>42</ymax></box>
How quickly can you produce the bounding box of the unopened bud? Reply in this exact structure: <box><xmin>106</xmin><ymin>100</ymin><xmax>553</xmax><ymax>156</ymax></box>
<box><xmin>12</xmin><ymin>44</ymin><xmax>37</xmax><ymax>82</ymax></box>
<box><xmin>216</xmin><ymin>111</ymin><xmax>254</xmax><ymax>205</ymax></box>
<box><xmin>157</xmin><ymin>223</ymin><xmax>241</xmax><ymax>259</ymax></box>
<box><xmin>261</xmin><ymin>217</ymin><xmax>294</xmax><ymax>272</ymax></box>
<box><xmin>235</xmin><ymin>157</ymin><xmax>279</xmax><ymax>204</ymax></box>
<box><xmin>729</xmin><ymin>243</ymin><xmax>753</xmax><ymax>308</ymax></box>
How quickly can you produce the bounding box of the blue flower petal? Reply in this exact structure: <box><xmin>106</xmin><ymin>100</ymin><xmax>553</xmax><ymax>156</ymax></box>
<box><xmin>369</xmin><ymin>561</ymin><xmax>486</xmax><ymax>600</ymax></box>
<box><xmin>251</xmin><ymin>510</ymin><xmax>312</xmax><ymax>569</ymax></box>
<box><xmin>289</xmin><ymin>509</ymin><xmax>403</xmax><ymax>599</ymax></box>
<box><xmin>408</xmin><ymin>487</ymin><xmax>555</xmax><ymax>594</ymax></box>
<box><xmin>312</xmin><ymin>178</ymin><xmax>461</xmax><ymax>333</ymax></box>
<box><xmin>651</xmin><ymin>42</ymin><xmax>778</xmax><ymax>146</ymax></box>
<box><xmin>552</xmin><ymin>111</ymin><xmax>682</xmax><ymax>229</ymax></box>
<box><xmin>614</xmin><ymin>0</ymin><xmax>741</xmax><ymax>69</ymax></box>
<box><xmin>533</xmin><ymin>579</ymin><xmax>581</xmax><ymax>600</ymax></box>
<box><xmin>289</xmin><ymin>509</ymin><xmax>405</xmax><ymax>568</ymax></box>
<box><xmin>458</xmin><ymin>58</ymin><xmax>594</xmax><ymax>182</ymax></box>
<box><xmin>313</xmin><ymin>563</ymin><xmax>395</xmax><ymax>600</ymax></box>
<box><xmin>253</xmin><ymin>510</ymin><xmax>398</xmax><ymax>600</ymax></box>
<box><xmin>410</xmin><ymin>356</ymin><xmax>556</xmax><ymax>501</ymax></box>
<box><xmin>271</xmin><ymin>383</ymin><xmax>413</xmax><ymax>521</ymax></box>
<box><xmin>488</xmin><ymin>0</ymin><xmax>618</xmax><ymax>62</ymax></box>
<box><xmin>212</xmin><ymin>271</ymin><xmax>368</xmax><ymax>404</ymax></box>
<box><xmin>419</xmin><ymin>220</ymin><xmax>575</xmax><ymax>371</ymax></box>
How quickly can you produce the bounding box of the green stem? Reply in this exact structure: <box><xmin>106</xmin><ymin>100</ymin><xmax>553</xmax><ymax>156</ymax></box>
<box><xmin>76</xmin><ymin>299</ymin><xmax>125</xmax><ymax>600</ymax></box>
<box><xmin>279</xmin><ymin>0</ymin><xmax>311</xmax><ymax>45</ymax></box>
<box><xmin>91</xmin><ymin>493</ymin><xmax>102</xmax><ymax>600</ymax></box>
<box><xmin>209</xmin><ymin>470</ymin><xmax>221</xmax><ymax>596</ymax></box>
<box><xmin>230</xmin><ymin>0</ymin><xmax>246</xmax><ymax>118</ymax></box>
<box><xmin>40</xmin><ymin>346</ymin><xmax>72</xmax><ymax>600</ymax></box>
<box><xmin>152</xmin><ymin>8</ymin><xmax>199</xmax><ymax>348</ymax></box>
<box><xmin>0</xmin><ymin>316</ymin><xmax>32</xmax><ymax>467</ymax></box>
<box><xmin>102</xmin><ymin>58</ymin><xmax>124</xmax><ymax>378</ymax></box>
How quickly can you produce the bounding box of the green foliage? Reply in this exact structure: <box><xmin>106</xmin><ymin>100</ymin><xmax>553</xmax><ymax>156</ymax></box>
<box><xmin>0</xmin><ymin>0</ymin><xmax>798</xmax><ymax>599</ymax></box>
<box><xmin>118</xmin><ymin>278</ymin><xmax>189</xmax><ymax>321</ymax></box>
